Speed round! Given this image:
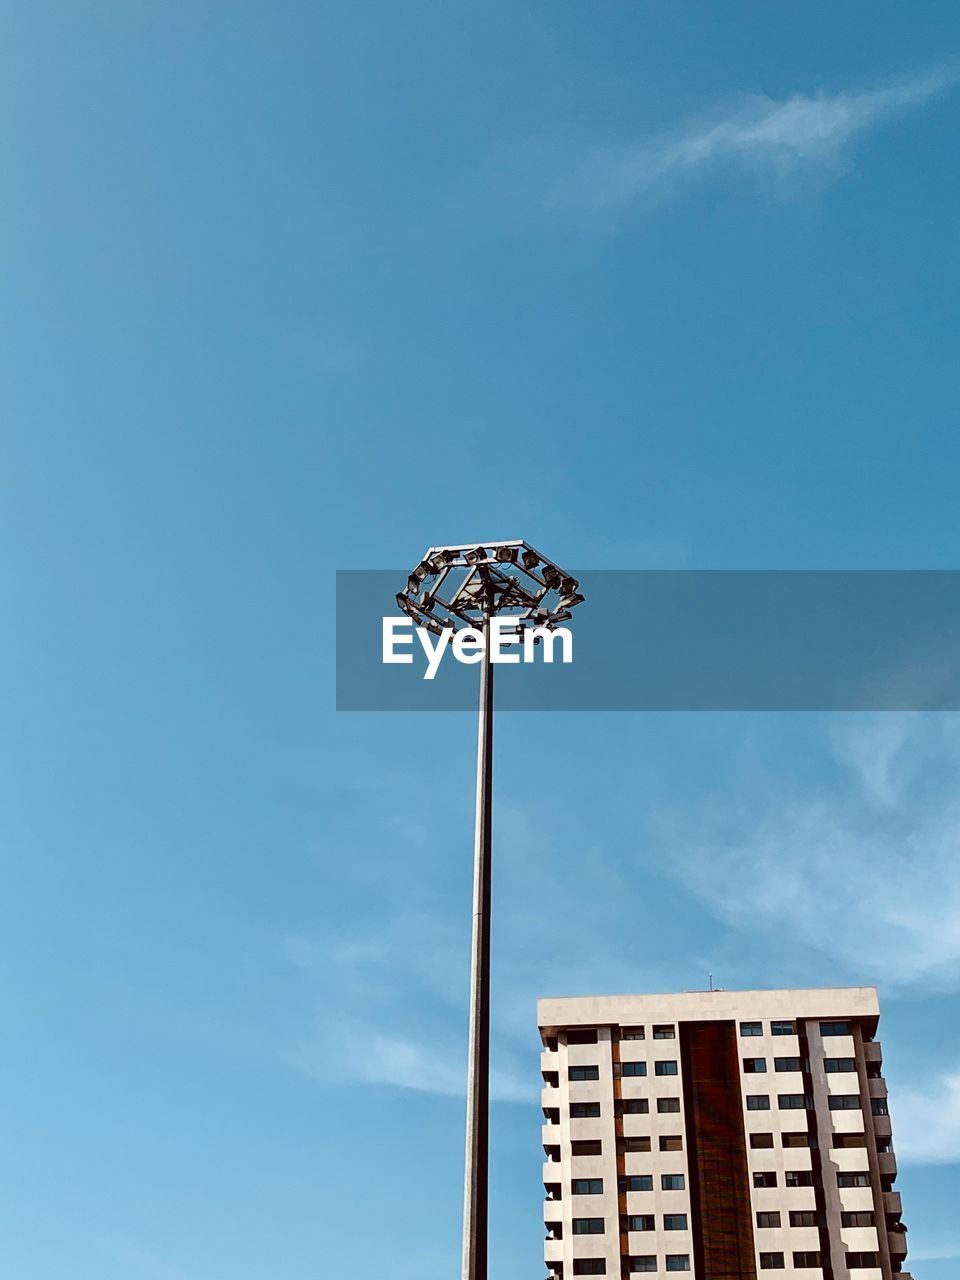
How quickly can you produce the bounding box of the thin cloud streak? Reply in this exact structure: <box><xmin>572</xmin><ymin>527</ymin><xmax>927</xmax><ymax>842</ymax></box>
<box><xmin>547</xmin><ymin>66</ymin><xmax>958</xmax><ymax>216</ymax></box>
<box><xmin>892</xmin><ymin>1066</ymin><xmax>960</xmax><ymax>1164</ymax></box>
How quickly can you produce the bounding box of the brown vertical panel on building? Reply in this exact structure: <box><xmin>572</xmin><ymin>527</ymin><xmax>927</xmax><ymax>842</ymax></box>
<box><xmin>680</xmin><ymin>1021</ymin><xmax>757</xmax><ymax>1280</ymax></box>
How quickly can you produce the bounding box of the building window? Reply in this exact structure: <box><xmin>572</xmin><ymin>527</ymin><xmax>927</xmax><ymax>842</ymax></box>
<box><xmin>778</xmin><ymin>1094</ymin><xmax>812</xmax><ymax>1110</ymax></box>
<box><xmin>833</xmin><ymin>1133</ymin><xmax>866</xmax><ymax>1149</ymax></box>
<box><xmin>841</xmin><ymin>1211</ymin><xmax>875</xmax><ymax>1228</ymax></box>
<box><xmin>756</xmin><ymin>1212</ymin><xmax>782</xmax><ymax>1229</ymax></box>
<box><xmin>572</xmin><ymin>1179</ymin><xmax>604</xmax><ymax>1195</ymax></box>
<box><xmin>774</xmin><ymin>1057</ymin><xmax>803</xmax><ymax>1072</ymax></box>
<box><xmin>876</xmin><ymin>1137</ymin><xmax>893</xmax><ymax>1153</ymax></box>
<box><xmin>785</xmin><ymin>1171</ymin><xmax>813</xmax><ymax>1188</ymax></box>
<box><xmin>793</xmin><ymin>1253</ymin><xmax>822</xmax><ymax>1269</ymax></box>
<box><xmin>740</xmin><ymin>1022</ymin><xmax>763</xmax><ymax>1037</ymax></box>
<box><xmin>569</xmin><ymin>1066</ymin><xmax>600</xmax><ymax>1082</ymax></box>
<box><xmin>655</xmin><ymin>1061</ymin><xmax>678</xmax><ymax>1076</ymax></box>
<box><xmin>618</xmin><ymin>1137</ymin><xmax>652</xmax><ymax>1154</ymax></box>
<box><xmin>846</xmin><ymin>1254</ymin><xmax>879</xmax><ymax>1269</ymax></box>
<box><xmin>665</xmin><ymin>1256</ymin><xmax>691</xmax><ymax>1272</ymax></box>
<box><xmin>789</xmin><ymin>1211</ymin><xmax>820</xmax><ymax>1228</ymax></box>
<box><xmin>746</xmin><ymin>1095</ymin><xmax>771</xmax><ymax>1111</ymax></box>
<box><xmin>568</xmin><ymin>1029</ymin><xmax>599</xmax><ymax>1045</ymax></box>
<box><xmin>828</xmin><ymin>1094</ymin><xmax>861</xmax><ymax>1110</ymax></box>
<box><xmin>625</xmin><ymin>1215</ymin><xmax>655</xmax><ymax>1232</ymax></box>
<box><xmin>750</xmin><ymin>1132</ymin><xmax>775</xmax><ymax>1149</ymax></box>
<box><xmin>871</xmin><ymin>1097</ymin><xmax>889</xmax><ymax>1116</ymax></box>
<box><xmin>622</xmin><ymin>1061</ymin><xmax>647</xmax><ymax>1077</ymax></box>
<box><xmin>743</xmin><ymin>1058</ymin><xmax>767</xmax><ymax>1073</ymax></box>
<box><xmin>573</xmin><ymin>1262</ymin><xmax>606</xmax><ymax>1276</ymax></box>
<box><xmin>622</xmin><ymin>1027</ymin><xmax>645</xmax><ymax>1040</ymax></box>
<box><xmin>571</xmin><ymin>1140</ymin><xmax>603</xmax><ymax>1156</ymax></box>
<box><xmin>628</xmin><ymin>1259</ymin><xmax>656</xmax><ymax>1273</ymax></box>
<box><xmin>571</xmin><ymin>1102</ymin><xmax>601</xmax><ymax>1118</ymax></box>
<box><xmin>771</xmin><ymin>1021</ymin><xmax>795</xmax><ymax>1036</ymax></box>
<box><xmin>837</xmin><ymin>1172</ymin><xmax>870</xmax><ymax>1188</ymax></box>
<box><xmin>619</xmin><ymin>1175</ymin><xmax>653</xmax><ymax>1192</ymax></box>
<box><xmin>657</xmin><ymin>1098</ymin><xmax>681</xmax><ymax>1114</ymax></box>
<box><xmin>659</xmin><ymin>1135</ymin><xmax>683</xmax><ymax>1152</ymax></box>
<box><xmin>663</xmin><ymin>1214</ymin><xmax>688</xmax><ymax>1231</ymax></box>
<box><xmin>759</xmin><ymin>1254</ymin><xmax>785</xmax><ymax>1270</ymax></box>
<box><xmin>782</xmin><ymin>1132</ymin><xmax>814</xmax><ymax>1148</ymax></box>
<box><xmin>661</xmin><ymin>1174</ymin><xmax>685</xmax><ymax>1191</ymax></box>
<box><xmin>653</xmin><ymin>1025</ymin><xmax>676</xmax><ymax>1039</ymax></box>
<box><xmin>572</xmin><ymin>1218</ymin><xmax>605</xmax><ymax>1235</ymax></box>
<box><xmin>753</xmin><ymin>1172</ymin><xmax>777</xmax><ymax>1188</ymax></box>
<box><xmin>820</xmin><ymin>1021</ymin><xmax>850</xmax><ymax>1037</ymax></box>
<box><xmin>824</xmin><ymin>1057</ymin><xmax>857</xmax><ymax>1073</ymax></box>
<box><xmin>618</xmin><ymin>1099</ymin><xmax>649</xmax><ymax>1115</ymax></box>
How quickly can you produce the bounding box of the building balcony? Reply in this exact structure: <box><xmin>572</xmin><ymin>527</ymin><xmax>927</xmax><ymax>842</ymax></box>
<box><xmin>868</xmin><ymin>1076</ymin><xmax>888</xmax><ymax>1099</ymax></box>
<box><xmin>883</xmin><ymin>1190</ymin><xmax>903</xmax><ymax>1216</ymax></box>
<box><xmin>888</xmin><ymin>1229</ymin><xmax>909</xmax><ymax>1258</ymax></box>
<box><xmin>863</xmin><ymin>1041</ymin><xmax>883</xmax><ymax>1067</ymax></box>
<box><xmin>878</xmin><ymin>1151</ymin><xmax>898</xmax><ymax>1179</ymax></box>
<box><xmin>541</xmin><ymin>1048</ymin><xmax>559</xmax><ymax>1074</ymax></box>
<box><xmin>872</xmin><ymin>1114</ymin><xmax>893</xmax><ymax>1139</ymax></box>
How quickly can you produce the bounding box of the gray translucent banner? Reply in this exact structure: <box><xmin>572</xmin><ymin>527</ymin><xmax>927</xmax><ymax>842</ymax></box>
<box><xmin>336</xmin><ymin>570</ymin><xmax>960</xmax><ymax>711</ymax></box>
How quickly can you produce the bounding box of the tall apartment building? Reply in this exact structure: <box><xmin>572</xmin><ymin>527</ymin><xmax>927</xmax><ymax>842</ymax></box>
<box><xmin>539</xmin><ymin>987</ymin><xmax>910</xmax><ymax>1280</ymax></box>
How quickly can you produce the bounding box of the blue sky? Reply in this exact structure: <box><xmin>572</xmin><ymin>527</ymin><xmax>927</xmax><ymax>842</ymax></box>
<box><xmin>3</xmin><ymin>2</ymin><xmax>960</xmax><ymax>1276</ymax></box>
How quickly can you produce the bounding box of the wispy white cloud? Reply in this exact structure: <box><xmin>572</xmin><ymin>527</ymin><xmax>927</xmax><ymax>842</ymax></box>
<box><xmin>664</xmin><ymin>715</ymin><xmax>960</xmax><ymax>985</ymax></box>
<box><xmin>544</xmin><ymin>66</ymin><xmax>958</xmax><ymax>216</ymax></box>
<box><xmin>892</xmin><ymin>1065</ymin><xmax>960</xmax><ymax>1164</ymax></box>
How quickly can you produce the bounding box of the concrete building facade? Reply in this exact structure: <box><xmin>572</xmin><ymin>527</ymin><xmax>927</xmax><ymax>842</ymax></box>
<box><xmin>538</xmin><ymin>987</ymin><xmax>910</xmax><ymax>1280</ymax></box>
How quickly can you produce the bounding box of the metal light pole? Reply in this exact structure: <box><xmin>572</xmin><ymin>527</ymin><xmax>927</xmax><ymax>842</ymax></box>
<box><xmin>396</xmin><ymin>542</ymin><xmax>584</xmax><ymax>1280</ymax></box>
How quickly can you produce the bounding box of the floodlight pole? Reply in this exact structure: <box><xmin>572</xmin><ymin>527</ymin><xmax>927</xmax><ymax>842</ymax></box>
<box><xmin>462</xmin><ymin>613</ymin><xmax>493</xmax><ymax>1280</ymax></box>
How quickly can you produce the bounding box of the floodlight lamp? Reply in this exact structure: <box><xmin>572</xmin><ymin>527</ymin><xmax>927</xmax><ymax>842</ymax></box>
<box><xmin>521</xmin><ymin>549</ymin><xmax>540</xmax><ymax>570</ymax></box>
<box><xmin>406</xmin><ymin>574</ymin><xmax>422</xmax><ymax>596</ymax></box>
<box><xmin>560</xmin><ymin>576</ymin><xmax>579</xmax><ymax>595</ymax></box>
<box><xmin>541</xmin><ymin>564</ymin><xmax>561</xmax><ymax>588</ymax></box>
<box><xmin>559</xmin><ymin>592</ymin><xmax>586</xmax><ymax>610</ymax></box>
<box><xmin>464</xmin><ymin>546</ymin><xmax>487</xmax><ymax>565</ymax></box>
<box><xmin>495</xmin><ymin>545</ymin><xmax>518</xmax><ymax>563</ymax></box>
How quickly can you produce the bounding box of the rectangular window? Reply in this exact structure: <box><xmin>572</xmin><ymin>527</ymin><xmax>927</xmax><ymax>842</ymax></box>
<box><xmin>750</xmin><ymin>1132</ymin><xmax>775</xmax><ymax>1149</ymax></box>
<box><xmin>567</xmin><ymin>1029</ymin><xmax>599</xmax><ymax>1045</ymax></box>
<box><xmin>756</xmin><ymin>1212</ymin><xmax>782</xmax><ymax>1228</ymax></box>
<box><xmin>569</xmin><ymin>1065</ymin><xmax>600</xmax><ymax>1082</ymax></box>
<box><xmin>659</xmin><ymin>1135</ymin><xmax>683</xmax><ymax>1151</ymax></box>
<box><xmin>622</xmin><ymin>1061</ymin><xmax>647</xmax><ymax>1077</ymax></box>
<box><xmin>833</xmin><ymin>1133</ymin><xmax>866</xmax><ymax>1149</ymax></box>
<box><xmin>774</xmin><ymin>1057</ymin><xmax>803</xmax><ymax>1072</ymax></box>
<box><xmin>837</xmin><ymin>1172</ymin><xmax>870</xmax><ymax>1188</ymax></box>
<box><xmin>789</xmin><ymin>1211</ymin><xmax>820</xmax><ymax>1228</ymax></box>
<box><xmin>747</xmin><ymin>1095</ymin><xmax>771</xmax><ymax>1111</ymax></box>
<box><xmin>740</xmin><ymin>1021</ymin><xmax>763</xmax><ymax>1036</ymax></box>
<box><xmin>653</xmin><ymin>1025</ymin><xmax>676</xmax><ymax>1039</ymax></box>
<box><xmin>619</xmin><ymin>1099</ymin><xmax>649</xmax><ymax>1115</ymax></box>
<box><xmin>571</xmin><ymin>1102</ymin><xmax>601</xmax><ymax>1119</ymax></box>
<box><xmin>661</xmin><ymin>1174</ymin><xmax>685</xmax><ymax>1190</ymax></box>
<box><xmin>625</xmin><ymin>1215</ymin><xmax>655</xmax><ymax>1232</ymax></box>
<box><xmin>572</xmin><ymin>1179</ymin><xmax>604</xmax><ymax>1195</ymax></box>
<box><xmin>820</xmin><ymin>1021</ymin><xmax>850</xmax><ymax>1037</ymax></box>
<box><xmin>618</xmin><ymin>1137</ymin><xmax>652</xmax><ymax>1154</ymax></box>
<box><xmin>572</xmin><ymin>1218</ymin><xmax>605</xmax><ymax>1235</ymax></box>
<box><xmin>778</xmin><ymin>1094</ymin><xmax>812</xmax><ymax>1110</ymax></box>
<box><xmin>871</xmin><ymin>1097</ymin><xmax>889</xmax><ymax>1116</ymax></box>
<box><xmin>846</xmin><ymin>1254</ymin><xmax>879</xmax><ymax>1269</ymax></box>
<box><xmin>657</xmin><ymin>1097</ymin><xmax>681</xmax><ymax>1114</ymax></box>
<box><xmin>743</xmin><ymin>1058</ymin><xmax>767</xmax><ymax>1073</ymax></box>
<box><xmin>782</xmin><ymin>1132</ymin><xmax>814</xmax><ymax>1148</ymax></box>
<box><xmin>629</xmin><ymin>1259</ymin><xmax>656</xmax><ymax>1274</ymax></box>
<box><xmin>663</xmin><ymin>1214</ymin><xmax>688</xmax><ymax>1231</ymax></box>
<box><xmin>619</xmin><ymin>1175</ymin><xmax>653</xmax><ymax>1192</ymax></box>
<box><xmin>573</xmin><ymin>1263</ymin><xmax>606</xmax><ymax>1276</ymax></box>
<box><xmin>793</xmin><ymin>1253</ymin><xmax>822</xmax><ymax>1269</ymax></box>
<box><xmin>759</xmin><ymin>1254</ymin><xmax>785</xmax><ymax>1270</ymax></box>
<box><xmin>571</xmin><ymin>1140</ymin><xmax>603</xmax><ymax>1156</ymax></box>
<box><xmin>753</xmin><ymin>1171</ymin><xmax>777</xmax><ymax>1187</ymax></box>
<box><xmin>665</xmin><ymin>1257</ymin><xmax>690</xmax><ymax>1272</ymax></box>
<box><xmin>876</xmin><ymin>1138</ymin><xmax>893</xmax><ymax>1153</ymax></box>
<box><xmin>622</xmin><ymin>1027</ymin><xmax>645</xmax><ymax>1040</ymax></box>
<box><xmin>841</xmin><ymin>1211</ymin><xmax>875</xmax><ymax>1228</ymax></box>
<box><xmin>771</xmin><ymin>1021</ymin><xmax>795</xmax><ymax>1036</ymax></box>
<box><xmin>828</xmin><ymin>1094</ymin><xmax>861</xmax><ymax>1110</ymax></box>
<box><xmin>655</xmin><ymin>1061</ymin><xmax>678</xmax><ymax>1076</ymax></box>
<box><xmin>824</xmin><ymin>1057</ymin><xmax>857</xmax><ymax>1073</ymax></box>
<box><xmin>785</xmin><ymin>1171</ymin><xmax>813</xmax><ymax>1188</ymax></box>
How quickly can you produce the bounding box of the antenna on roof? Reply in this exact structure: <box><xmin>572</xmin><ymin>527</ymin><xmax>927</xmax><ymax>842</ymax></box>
<box><xmin>709</xmin><ymin>973</ymin><xmax>714</xmax><ymax>992</ymax></box>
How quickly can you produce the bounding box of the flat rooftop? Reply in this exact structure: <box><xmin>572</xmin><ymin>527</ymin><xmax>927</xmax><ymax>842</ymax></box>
<box><xmin>537</xmin><ymin>985</ymin><xmax>879</xmax><ymax>1031</ymax></box>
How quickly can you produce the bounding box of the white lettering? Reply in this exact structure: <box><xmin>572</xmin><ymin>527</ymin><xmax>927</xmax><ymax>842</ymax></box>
<box><xmin>452</xmin><ymin>627</ymin><xmax>485</xmax><ymax>664</ymax></box>
<box><xmin>523</xmin><ymin>625</ymin><xmax>573</xmax><ymax>664</ymax></box>
<box><xmin>490</xmin><ymin>617</ymin><xmax>521</xmax><ymax>664</ymax></box>
<box><xmin>382</xmin><ymin>617</ymin><xmax>414</xmax><ymax>663</ymax></box>
<box><xmin>416</xmin><ymin>626</ymin><xmax>453</xmax><ymax>681</ymax></box>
